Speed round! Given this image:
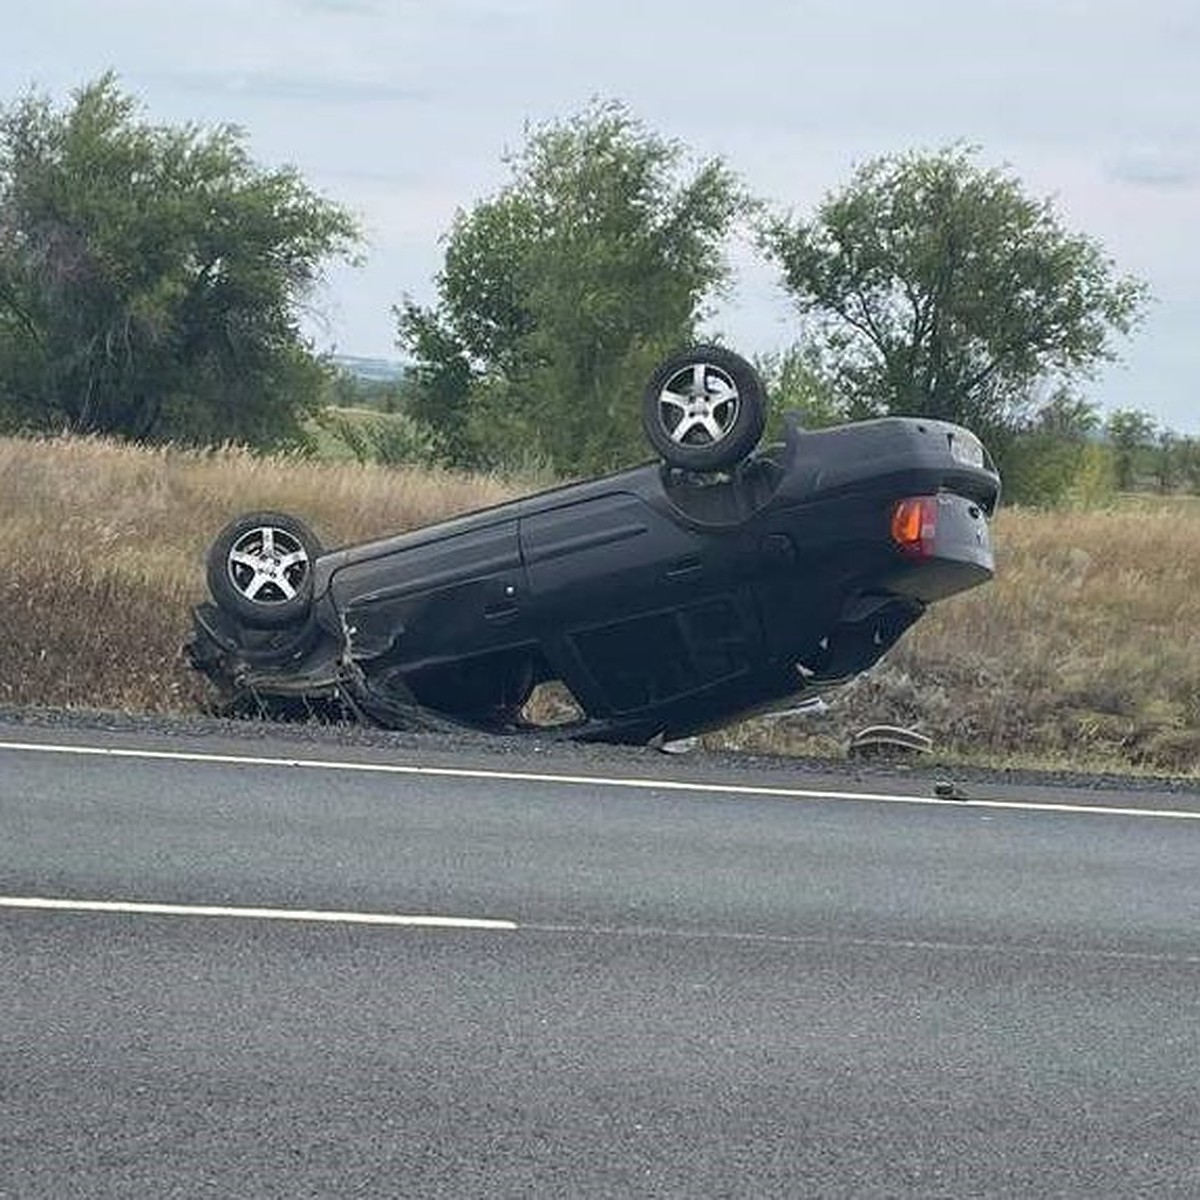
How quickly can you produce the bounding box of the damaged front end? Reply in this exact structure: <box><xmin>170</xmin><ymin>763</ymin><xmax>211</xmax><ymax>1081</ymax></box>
<box><xmin>186</xmin><ymin>601</ymin><xmax>515</xmax><ymax>734</ymax></box>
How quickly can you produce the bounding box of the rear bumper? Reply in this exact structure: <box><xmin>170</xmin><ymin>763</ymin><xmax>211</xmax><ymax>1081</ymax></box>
<box><xmin>883</xmin><ymin>492</ymin><xmax>994</xmax><ymax>603</ymax></box>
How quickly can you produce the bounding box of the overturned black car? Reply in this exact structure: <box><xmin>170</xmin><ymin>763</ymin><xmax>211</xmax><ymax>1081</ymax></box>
<box><xmin>187</xmin><ymin>347</ymin><xmax>1000</xmax><ymax>745</ymax></box>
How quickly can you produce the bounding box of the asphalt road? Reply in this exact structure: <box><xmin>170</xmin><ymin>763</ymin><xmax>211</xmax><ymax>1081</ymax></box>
<box><xmin>2</xmin><ymin>721</ymin><xmax>1199</xmax><ymax>1197</ymax></box>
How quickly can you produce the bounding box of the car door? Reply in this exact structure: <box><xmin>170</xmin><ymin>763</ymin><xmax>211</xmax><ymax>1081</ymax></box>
<box><xmin>329</xmin><ymin>519</ymin><xmax>526</xmax><ymax>668</ymax></box>
<box><xmin>520</xmin><ymin>492</ymin><xmax>761</xmax><ymax>715</ymax></box>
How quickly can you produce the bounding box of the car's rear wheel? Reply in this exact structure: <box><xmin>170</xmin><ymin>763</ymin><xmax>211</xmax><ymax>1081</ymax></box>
<box><xmin>206</xmin><ymin>511</ymin><xmax>322</xmax><ymax>629</ymax></box>
<box><xmin>642</xmin><ymin>345</ymin><xmax>766</xmax><ymax>472</ymax></box>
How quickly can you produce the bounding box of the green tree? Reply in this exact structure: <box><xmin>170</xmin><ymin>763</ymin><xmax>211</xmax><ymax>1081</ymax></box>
<box><xmin>761</xmin><ymin>145</ymin><xmax>1149</xmax><ymax>444</ymax></box>
<box><xmin>1176</xmin><ymin>437</ymin><xmax>1200</xmax><ymax>495</ymax></box>
<box><xmin>1064</xmin><ymin>440</ymin><xmax>1118</xmax><ymax>508</ymax></box>
<box><xmin>1105</xmin><ymin>408</ymin><xmax>1157</xmax><ymax>491</ymax></box>
<box><xmin>0</xmin><ymin>74</ymin><xmax>359</xmax><ymax>446</ymax></box>
<box><xmin>397</xmin><ymin>101</ymin><xmax>746</xmax><ymax>474</ymax></box>
<box><xmin>753</xmin><ymin>343</ymin><xmax>848</xmax><ymax>437</ymax></box>
<box><xmin>1000</xmin><ymin>388</ymin><xmax>1103</xmax><ymax>506</ymax></box>
<box><xmin>1153</xmin><ymin>430</ymin><xmax>1179</xmax><ymax>494</ymax></box>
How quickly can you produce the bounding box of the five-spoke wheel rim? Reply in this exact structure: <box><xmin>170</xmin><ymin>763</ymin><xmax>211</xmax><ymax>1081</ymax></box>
<box><xmin>656</xmin><ymin>361</ymin><xmax>741</xmax><ymax>447</ymax></box>
<box><xmin>226</xmin><ymin>525</ymin><xmax>311</xmax><ymax>606</ymax></box>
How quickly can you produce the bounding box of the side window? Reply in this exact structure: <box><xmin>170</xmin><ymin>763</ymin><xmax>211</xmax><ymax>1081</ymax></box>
<box><xmin>570</xmin><ymin>598</ymin><xmax>752</xmax><ymax>714</ymax></box>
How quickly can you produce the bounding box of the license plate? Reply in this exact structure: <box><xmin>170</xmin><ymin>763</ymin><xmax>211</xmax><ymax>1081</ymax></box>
<box><xmin>949</xmin><ymin>431</ymin><xmax>985</xmax><ymax>468</ymax></box>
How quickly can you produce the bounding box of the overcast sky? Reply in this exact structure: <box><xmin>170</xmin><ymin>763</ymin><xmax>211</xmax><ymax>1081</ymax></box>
<box><xmin>4</xmin><ymin>0</ymin><xmax>1197</xmax><ymax>431</ymax></box>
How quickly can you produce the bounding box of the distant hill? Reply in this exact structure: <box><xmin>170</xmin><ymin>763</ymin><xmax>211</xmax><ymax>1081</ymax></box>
<box><xmin>331</xmin><ymin>354</ymin><xmax>407</xmax><ymax>383</ymax></box>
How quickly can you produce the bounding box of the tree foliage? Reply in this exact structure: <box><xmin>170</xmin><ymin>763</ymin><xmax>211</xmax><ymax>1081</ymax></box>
<box><xmin>0</xmin><ymin>74</ymin><xmax>360</xmax><ymax>445</ymax></box>
<box><xmin>397</xmin><ymin>101</ymin><xmax>746</xmax><ymax>474</ymax></box>
<box><xmin>999</xmin><ymin>389</ymin><xmax>1108</xmax><ymax>506</ymax></box>
<box><xmin>1173</xmin><ymin>437</ymin><xmax>1200</xmax><ymax>495</ymax></box>
<box><xmin>753</xmin><ymin>344</ymin><xmax>848</xmax><ymax>437</ymax></box>
<box><xmin>762</xmin><ymin>145</ymin><xmax>1150</xmax><ymax>444</ymax></box>
<box><xmin>1105</xmin><ymin>408</ymin><xmax>1158</xmax><ymax>490</ymax></box>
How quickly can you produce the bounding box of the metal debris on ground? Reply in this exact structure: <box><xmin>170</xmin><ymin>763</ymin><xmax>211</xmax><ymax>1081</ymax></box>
<box><xmin>847</xmin><ymin>724</ymin><xmax>933</xmax><ymax>757</ymax></box>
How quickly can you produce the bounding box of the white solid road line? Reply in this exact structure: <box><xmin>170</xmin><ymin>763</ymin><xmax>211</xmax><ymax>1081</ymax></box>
<box><xmin>1</xmin><ymin>737</ymin><xmax>1198</xmax><ymax>821</ymax></box>
<box><xmin>0</xmin><ymin>895</ymin><xmax>517</xmax><ymax>930</ymax></box>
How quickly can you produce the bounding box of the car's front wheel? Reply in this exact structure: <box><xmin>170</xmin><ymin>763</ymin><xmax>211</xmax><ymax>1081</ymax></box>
<box><xmin>205</xmin><ymin>511</ymin><xmax>322</xmax><ymax>629</ymax></box>
<box><xmin>642</xmin><ymin>345</ymin><xmax>766</xmax><ymax>472</ymax></box>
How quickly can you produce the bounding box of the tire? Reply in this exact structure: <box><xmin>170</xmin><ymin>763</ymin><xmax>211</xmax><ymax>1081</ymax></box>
<box><xmin>205</xmin><ymin>511</ymin><xmax>322</xmax><ymax>629</ymax></box>
<box><xmin>642</xmin><ymin>345</ymin><xmax>766</xmax><ymax>472</ymax></box>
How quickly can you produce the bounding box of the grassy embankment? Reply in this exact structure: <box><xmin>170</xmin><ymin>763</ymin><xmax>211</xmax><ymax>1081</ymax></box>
<box><xmin>1</xmin><ymin>434</ymin><xmax>1196</xmax><ymax>776</ymax></box>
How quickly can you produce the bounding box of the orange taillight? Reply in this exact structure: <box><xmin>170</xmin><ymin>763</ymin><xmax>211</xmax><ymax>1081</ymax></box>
<box><xmin>891</xmin><ymin>496</ymin><xmax>938</xmax><ymax>558</ymax></box>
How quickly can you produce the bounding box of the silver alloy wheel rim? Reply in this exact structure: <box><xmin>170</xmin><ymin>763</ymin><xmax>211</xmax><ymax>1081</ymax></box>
<box><xmin>657</xmin><ymin>362</ymin><xmax>741</xmax><ymax>446</ymax></box>
<box><xmin>226</xmin><ymin>525</ymin><xmax>310</xmax><ymax>605</ymax></box>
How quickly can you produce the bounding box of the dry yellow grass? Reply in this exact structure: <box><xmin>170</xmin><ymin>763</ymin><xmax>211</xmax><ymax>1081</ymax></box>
<box><xmin>1</xmin><ymin>434</ymin><xmax>1196</xmax><ymax>775</ymax></box>
<box><xmin>0</xmin><ymin>435</ymin><xmax>520</xmax><ymax>714</ymax></box>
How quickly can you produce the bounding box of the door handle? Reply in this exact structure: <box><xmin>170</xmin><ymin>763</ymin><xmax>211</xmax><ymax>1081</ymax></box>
<box><xmin>484</xmin><ymin>583</ymin><xmax>519</xmax><ymax>622</ymax></box>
